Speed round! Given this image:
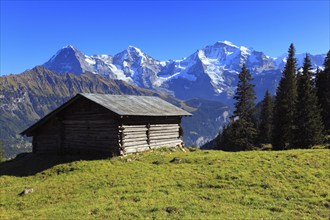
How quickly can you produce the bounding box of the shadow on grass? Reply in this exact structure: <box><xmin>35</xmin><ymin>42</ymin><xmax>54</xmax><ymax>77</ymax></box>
<box><xmin>0</xmin><ymin>153</ymin><xmax>112</xmax><ymax>177</ymax></box>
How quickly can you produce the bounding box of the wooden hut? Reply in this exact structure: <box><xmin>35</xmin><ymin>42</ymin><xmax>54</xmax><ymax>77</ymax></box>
<box><xmin>21</xmin><ymin>93</ymin><xmax>191</xmax><ymax>155</ymax></box>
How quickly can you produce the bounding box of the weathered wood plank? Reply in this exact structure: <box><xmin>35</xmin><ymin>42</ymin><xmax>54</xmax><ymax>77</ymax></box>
<box><xmin>121</xmin><ymin>130</ymin><xmax>146</xmax><ymax>134</ymax></box>
<box><xmin>65</xmin><ymin>140</ymin><xmax>119</xmax><ymax>146</ymax></box>
<box><xmin>149</xmin><ymin>129</ymin><xmax>179</xmax><ymax>133</ymax></box>
<box><xmin>149</xmin><ymin>124</ymin><xmax>180</xmax><ymax>127</ymax></box>
<box><xmin>121</xmin><ymin>117</ymin><xmax>181</xmax><ymax>125</ymax></box>
<box><xmin>149</xmin><ymin>132</ymin><xmax>178</xmax><ymax>137</ymax></box>
<box><xmin>63</xmin><ymin>132</ymin><xmax>117</xmax><ymax>137</ymax></box>
<box><xmin>63</xmin><ymin>137</ymin><xmax>118</xmax><ymax>143</ymax></box>
<box><xmin>63</xmin><ymin>145</ymin><xmax>117</xmax><ymax>152</ymax></box>
<box><xmin>149</xmin><ymin>127</ymin><xmax>179</xmax><ymax>131</ymax></box>
<box><xmin>149</xmin><ymin>125</ymin><xmax>179</xmax><ymax>129</ymax></box>
<box><xmin>36</xmin><ymin>134</ymin><xmax>59</xmax><ymax>138</ymax></box>
<box><xmin>63</xmin><ymin>141</ymin><xmax>118</xmax><ymax>147</ymax></box>
<box><xmin>124</xmin><ymin>146</ymin><xmax>150</xmax><ymax>154</ymax></box>
<box><xmin>63</xmin><ymin>145</ymin><xmax>116</xmax><ymax>150</ymax></box>
<box><xmin>122</xmin><ymin>140</ymin><xmax>148</xmax><ymax>147</ymax></box>
<box><xmin>123</xmin><ymin>143</ymin><xmax>150</xmax><ymax>149</ymax></box>
<box><xmin>149</xmin><ymin>136</ymin><xmax>179</xmax><ymax>141</ymax></box>
<box><xmin>64</xmin><ymin>128</ymin><xmax>118</xmax><ymax>132</ymax></box>
<box><xmin>63</xmin><ymin>120</ymin><xmax>117</xmax><ymax>125</ymax></box>
<box><xmin>149</xmin><ymin>130</ymin><xmax>179</xmax><ymax>136</ymax></box>
<box><xmin>150</xmin><ymin>138</ymin><xmax>179</xmax><ymax>144</ymax></box>
<box><xmin>120</xmin><ymin>134</ymin><xmax>146</xmax><ymax>139</ymax></box>
<box><xmin>149</xmin><ymin>139</ymin><xmax>182</xmax><ymax>149</ymax></box>
<box><xmin>122</xmin><ymin>136</ymin><xmax>147</xmax><ymax>141</ymax></box>
<box><xmin>63</xmin><ymin>141</ymin><xmax>119</xmax><ymax>147</ymax></box>
<box><xmin>72</xmin><ymin>124</ymin><xmax>118</xmax><ymax>128</ymax></box>
<box><xmin>121</xmin><ymin>127</ymin><xmax>148</xmax><ymax>132</ymax></box>
<box><xmin>63</xmin><ymin>126</ymin><xmax>117</xmax><ymax>130</ymax></box>
<box><xmin>121</xmin><ymin>125</ymin><xmax>147</xmax><ymax>129</ymax></box>
<box><xmin>65</xmin><ymin>129</ymin><xmax>115</xmax><ymax>132</ymax></box>
<box><xmin>63</xmin><ymin>130</ymin><xmax>118</xmax><ymax>134</ymax></box>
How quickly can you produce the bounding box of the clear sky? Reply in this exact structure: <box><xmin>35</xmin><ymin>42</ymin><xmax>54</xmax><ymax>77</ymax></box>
<box><xmin>1</xmin><ymin>0</ymin><xmax>329</xmax><ymax>75</ymax></box>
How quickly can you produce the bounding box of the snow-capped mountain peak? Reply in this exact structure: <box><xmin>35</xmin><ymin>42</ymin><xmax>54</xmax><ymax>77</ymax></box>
<box><xmin>42</xmin><ymin>41</ymin><xmax>326</xmax><ymax>103</ymax></box>
<box><xmin>62</xmin><ymin>44</ymin><xmax>77</xmax><ymax>50</ymax></box>
<box><xmin>216</xmin><ymin>40</ymin><xmax>239</xmax><ymax>48</ymax></box>
<box><xmin>43</xmin><ymin>45</ymin><xmax>88</xmax><ymax>74</ymax></box>
<box><xmin>127</xmin><ymin>45</ymin><xmax>144</xmax><ymax>55</ymax></box>
<box><xmin>113</xmin><ymin>46</ymin><xmax>150</xmax><ymax>65</ymax></box>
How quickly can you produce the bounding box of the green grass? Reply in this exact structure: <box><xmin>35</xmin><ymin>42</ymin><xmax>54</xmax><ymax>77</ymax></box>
<box><xmin>1</xmin><ymin>149</ymin><xmax>329</xmax><ymax>219</ymax></box>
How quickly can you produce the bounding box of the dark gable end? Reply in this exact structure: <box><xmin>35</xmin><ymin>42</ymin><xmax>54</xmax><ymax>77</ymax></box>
<box><xmin>20</xmin><ymin>94</ymin><xmax>82</xmax><ymax>137</ymax></box>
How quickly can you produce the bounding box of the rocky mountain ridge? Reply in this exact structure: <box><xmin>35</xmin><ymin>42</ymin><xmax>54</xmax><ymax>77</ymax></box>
<box><xmin>42</xmin><ymin>41</ymin><xmax>326</xmax><ymax>102</ymax></box>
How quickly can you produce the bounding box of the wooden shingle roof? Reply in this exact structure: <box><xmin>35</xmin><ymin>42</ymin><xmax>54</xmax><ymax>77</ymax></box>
<box><xmin>80</xmin><ymin>93</ymin><xmax>191</xmax><ymax>116</ymax></box>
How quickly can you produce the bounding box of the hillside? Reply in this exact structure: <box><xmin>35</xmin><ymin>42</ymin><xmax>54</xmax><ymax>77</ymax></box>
<box><xmin>0</xmin><ymin>66</ymin><xmax>160</xmax><ymax>157</ymax></box>
<box><xmin>1</xmin><ymin>149</ymin><xmax>329</xmax><ymax>219</ymax></box>
<box><xmin>0</xmin><ymin>67</ymin><xmax>228</xmax><ymax>157</ymax></box>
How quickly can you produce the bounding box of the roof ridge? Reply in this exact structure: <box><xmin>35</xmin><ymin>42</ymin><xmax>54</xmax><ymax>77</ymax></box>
<box><xmin>79</xmin><ymin>93</ymin><xmax>158</xmax><ymax>98</ymax></box>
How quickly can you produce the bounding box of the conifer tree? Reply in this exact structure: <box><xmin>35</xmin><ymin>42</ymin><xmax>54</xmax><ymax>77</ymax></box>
<box><xmin>217</xmin><ymin>123</ymin><xmax>232</xmax><ymax>151</ymax></box>
<box><xmin>233</xmin><ymin>64</ymin><xmax>256</xmax><ymax>122</ymax></box>
<box><xmin>293</xmin><ymin>54</ymin><xmax>324</xmax><ymax>148</ymax></box>
<box><xmin>218</xmin><ymin>64</ymin><xmax>257</xmax><ymax>151</ymax></box>
<box><xmin>272</xmin><ymin>44</ymin><xmax>297</xmax><ymax>150</ymax></box>
<box><xmin>258</xmin><ymin>90</ymin><xmax>273</xmax><ymax>144</ymax></box>
<box><xmin>316</xmin><ymin>51</ymin><xmax>330</xmax><ymax>134</ymax></box>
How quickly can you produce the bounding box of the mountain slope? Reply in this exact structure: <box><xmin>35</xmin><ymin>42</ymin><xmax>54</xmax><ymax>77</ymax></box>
<box><xmin>0</xmin><ymin>66</ymin><xmax>161</xmax><ymax>157</ymax></box>
<box><xmin>0</xmin><ymin>67</ymin><xmax>228</xmax><ymax>157</ymax></box>
<box><xmin>181</xmin><ymin>98</ymin><xmax>230</xmax><ymax>146</ymax></box>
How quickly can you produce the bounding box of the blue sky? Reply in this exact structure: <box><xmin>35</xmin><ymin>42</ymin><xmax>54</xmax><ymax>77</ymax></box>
<box><xmin>1</xmin><ymin>1</ymin><xmax>329</xmax><ymax>75</ymax></box>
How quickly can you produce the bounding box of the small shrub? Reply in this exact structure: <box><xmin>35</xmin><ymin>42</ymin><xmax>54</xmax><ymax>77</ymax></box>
<box><xmin>152</xmin><ymin>160</ymin><xmax>163</xmax><ymax>165</ymax></box>
<box><xmin>269</xmin><ymin>207</ymin><xmax>283</xmax><ymax>212</ymax></box>
<box><xmin>165</xmin><ymin>206</ymin><xmax>179</xmax><ymax>214</ymax></box>
<box><xmin>150</xmin><ymin>207</ymin><xmax>159</xmax><ymax>212</ymax></box>
<box><xmin>170</xmin><ymin>157</ymin><xmax>182</xmax><ymax>163</ymax></box>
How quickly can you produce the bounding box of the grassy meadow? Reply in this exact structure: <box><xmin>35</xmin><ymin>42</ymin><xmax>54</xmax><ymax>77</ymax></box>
<box><xmin>0</xmin><ymin>148</ymin><xmax>329</xmax><ymax>219</ymax></box>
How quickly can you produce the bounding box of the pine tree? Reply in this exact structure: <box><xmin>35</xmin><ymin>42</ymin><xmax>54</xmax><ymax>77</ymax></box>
<box><xmin>258</xmin><ymin>90</ymin><xmax>273</xmax><ymax>144</ymax></box>
<box><xmin>230</xmin><ymin>119</ymin><xmax>257</xmax><ymax>151</ymax></box>
<box><xmin>272</xmin><ymin>44</ymin><xmax>297</xmax><ymax>150</ymax></box>
<box><xmin>316</xmin><ymin>51</ymin><xmax>330</xmax><ymax>134</ymax></box>
<box><xmin>217</xmin><ymin>123</ymin><xmax>232</xmax><ymax>151</ymax></box>
<box><xmin>233</xmin><ymin>64</ymin><xmax>256</xmax><ymax>122</ymax></box>
<box><xmin>218</xmin><ymin>118</ymin><xmax>257</xmax><ymax>151</ymax></box>
<box><xmin>218</xmin><ymin>64</ymin><xmax>257</xmax><ymax>151</ymax></box>
<box><xmin>293</xmin><ymin>54</ymin><xmax>324</xmax><ymax>148</ymax></box>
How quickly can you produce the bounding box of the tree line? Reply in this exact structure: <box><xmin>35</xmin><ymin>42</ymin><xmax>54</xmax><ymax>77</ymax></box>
<box><xmin>216</xmin><ymin>44</ymin><xmax>330</xmax><ymax>151</ymax></box>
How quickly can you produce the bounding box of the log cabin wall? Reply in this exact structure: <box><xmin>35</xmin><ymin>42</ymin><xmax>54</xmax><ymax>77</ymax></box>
<box><xmin>120</xmin><ymin>116</ymin><xmax>183</xmax><ymax>154</ymax></box>
<box><xmin>59</xmin><ymin>98</ymin><xmax>120</xmax><ymax>155</ymax></box>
